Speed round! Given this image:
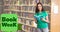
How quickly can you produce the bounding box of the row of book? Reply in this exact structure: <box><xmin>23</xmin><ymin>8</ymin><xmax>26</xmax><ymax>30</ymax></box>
<box><xmin>4</xmin><ymin>5</ymin><xmax>35</xmax><ymax>12</ymax></box>
<box><xmin>22</xmin><ymin>25</ymin><xmax>37</xmax><ymax>32</ymax></box>
<box><xmin>4</xmin><ymin>5</ymin><xmax>51</xmax><ymax>13</ymax></box>
<box><xmin>3</xmin><ymin>11</ymin><xmax>50</xmax><ymax>25</ymax></box>
<box><xmin>22</xmin><ymin>12</ymin><xmax>34</xmax><ymax>18</ymax></box>
<box><xmin>17</xmin><ymin>30</ymin><xmax>25</xmax><ymax>32</ymax></box>
<box><xmin>4</xmin><ymin>0</ymin><xmax>35</xmax><ymax>5</ymax></box>
<box><xmin>18</xmin><ymin>18</ymin><xmax>34</xmax><ymax>25</ymax></box>
<box><xmin>1</xmin><ymin>6</ymin><xmax>51</xmax><ymax>12</ymax></box>
<box><xmin>43</xmin><ymin>6</ymin><xmax>51</xmax><ymax>12</ymax></box>
<box><xmin>0</xmin><ymin>0</ymin><xmax>3</xmax><ymax>14</ymax></box>
<box><xmin>35</xmin><ymin>0</ymin><xmax>51</xmax><ymax>4</ymax></box>
<box><xmin>15</xmin><ymin>0</ymin><xmax>35</xmax><ymax>5</ymax></box>
<box><xmin>2</xmin><ymin>11</ymin><xmax>34</xmax><ymax>18</ymax></box>
<box><xmin>44</xmin><ymin>0</ymin><xmax>51</xmax><ymax>4</ymax></box>
<box><xmin>21</xmin><ymin>6</ymin><xmax>35</xmax><ymax>12</ymax></box>
<box><xmin>3</xmin><ymin>0</ymin><xmax>51</xmax><ymax>32</ymax></box>
<box><xmin>4</xmin><ymin>0</ymin><xmax>51</xmax><ymax>6</ymax></box>
<box><xmin>4</xmin><ymin>0</ymin><xmax>14</xmax><ymax>4</ymax></box>
<box><xmin>4</xmin><ymin>0</ymin><xmax>51</xmax><ymax>5</ymax></box>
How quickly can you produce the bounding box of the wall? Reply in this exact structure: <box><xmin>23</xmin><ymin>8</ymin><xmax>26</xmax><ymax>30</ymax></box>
<box><xmin>51</xmin><ymin>0</ymin><xmax>60</xmax><ymax>32</ymax></box>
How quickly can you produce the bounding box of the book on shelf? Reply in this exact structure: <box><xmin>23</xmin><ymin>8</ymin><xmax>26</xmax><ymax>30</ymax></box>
<box><xmin>3</xmin><ymin>11</ymin><xmax>10</xmax><ymax>14</ymax></box>
<box><xmin>22</xmin><ymin>0</ymin><xmax>26</xmax><ymax>5</ymax></box>
<box><xmin>28</xmin><ymin>6</ymin><xmax>33</xmax><ymax>11</ymax></box>
<box><xmin>20</xmin><ymin>18</ymin><xmax>23</xmax><ymax>23</ymax></box>
<box><xmin>18</xmin><ymin>18</ymin><xmax>21</xmax><ymax>23</ymax></box>
<box><xmin>4</xmin><ymin>0</ymin><xmax>10</xmax><ymax>4</ymax></box>
<box><xmin>21</xmin><ymin>18</ymin><xmax>25</xmax><ymax>24</ymax></box>
<box><xmin>27</xmin><ymin>26</ymin><xmax>30</xmax><ymax>32</ymax></box>
<box><xmin>11</xmin><ymin>11</ymin><xmax>16</xmax><ymax>14</ymax></box>
<box><xmin>4</xmin><ymin>0</ymin><xmax>14</xmax><ymax>4</ymax></box>
<box><xmin>41</xmin><ymin>0</ymin><xmax>44</xmax><ymax>4</ymax></box>
<box><xmin>23</xmin><ymin>25</ymin><xmax>28</xmax><ymax>30</ymax></box>
<box><xmin>9</xmin><ymin>5</ymin><xmax>16</xmax><ymax>10</ymax></box>
<box><xmin>22</xmin><ymin>12</ymin><xmax>28</xmax><ymax>17</ymax></box>
<box><xmin>24</xmin><ymin>18</ymin><xmax>26</xmax><ymax>24</ymax></box>
<box><xmin>43</xmin><ymin>6</ymin><xmax>51</xmax><ymax>12</ymax></box>
<box><xmin>29</xmin><ymin>0</ymin><xmax>34</xmax><ymax>5</ymax></box>
<box><xmin>24</xmin><ymin>6</ymin><xmax>28</xmax><ymax>11</ymax></box>
<box><xmin>24</xmin><ymin>25</ymin><xmax>27</xmax><ymax>30</ymax></box>
<box><xmin>17</xmin><ymin>12</ymin><xmax>21</xmax><ymax>16</ymax></box>
<box><xmin>34</xmin><ymin>28</ymin><xmax>38</xmax><ymax>32</ymax></box>
<box><xmin>29</xmin><ymin>20</ymin><xmax>32</xmax><ymax>25</ymax></box>
<box><xmin>35</xmin><ymin>0</ymin><xmax>40</xmax><ymax>3</ymax></box>
<box><xmin>21</xmin><ymin>6</ymin><xmax>25</xmax><ymax>11</ymax></box>
<box><xmin>23</xmin><ymin>19</ymin><xmax>26</xmax><ymax>24</ymax></box>
<box><xmin>33</xmin><ymin>6</ymin><xmax>35</xmax><ymax>12</ymax></box>
<box><xmin>4</xmin><ymin>5</ymin><xmax>10</xmax><ymax>9</ymax></box>
<box><xmin>29</xmin><ymin>27</ymin><xmax>32</xmax><ymax>32</ymax></box>
<box><xmin>26</xmin><ymin>0</ymin><xmax>29</xmax><ymax>5</ymax></box>
<box><xmin>18</xmin><ymin>6</ymin><xmax>21</xmax><ymax>10</ymax></box>
<box><xmin>26</xmin><ymin>19</ymin><xmax>30</xmax><ymax>25</ymax></box>
<box><xmin>22</xmin><ymin>12</ymin><xmax>25</xmax><ymax>17</ymax></box>
<box><xmin>16</xmin><ymin>6</ymin><xmax>19</xmax><ymax>10</ymax></box>
<box><xmin>15</xmin><ymin>0</ymin><xmax>22</xmax><ymax>6</ymax></box>
<box><xmin>31</xmin><ymin>27</ymin><xmax>35</xmax><ymax>32</ymax></box>
<box><xmin>28</xmin><ymin>13</ymin><xmax>34</xmax><ymax>18</ymax></box>
<box><xmin>21</xmin><ymin>6</ymin><xmax>28</xmax><ymax>11</ymax></box>
<box><xmin>45</xmin><ymin>0</ymin><xmax>51</xmax><ymax>4</ymax></box>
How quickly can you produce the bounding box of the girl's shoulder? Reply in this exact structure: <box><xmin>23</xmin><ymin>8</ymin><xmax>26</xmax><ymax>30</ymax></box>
<box><xmin>42</xmin><ymin>11</ymin><xmax>48</xmax><ymax>16</ymax></box>
<box><xmin>42</xmin><ymin>11</ymin><xmax>48</xmax><ymax>14</ymax></box>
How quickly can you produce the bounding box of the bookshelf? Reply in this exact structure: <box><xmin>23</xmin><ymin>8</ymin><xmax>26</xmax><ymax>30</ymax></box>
<box><xmin>0</xmin><ymin>0</ymin><xmax>3</xmax><ymax>32</ymax></box>
<box><xmin>2</xmin><ymin>0</ymin><xmax>51</xmax><ymax>32</ymax></box>
<box><xmin>0</xmin><ymin>0</ymin><xmax>3</xmax><ymax>14</ymax></box>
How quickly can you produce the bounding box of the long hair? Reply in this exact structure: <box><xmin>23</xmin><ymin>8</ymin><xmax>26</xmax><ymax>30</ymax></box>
<box><xmin>35</xmin><ymin>2</ymin><xmax>45</xmax><ymax>13</ymax></box>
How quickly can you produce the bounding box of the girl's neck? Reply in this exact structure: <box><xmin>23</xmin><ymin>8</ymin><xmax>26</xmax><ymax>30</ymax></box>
<box><xmin>39</xmin><ymin>10</ymin><xmax>41</xmax><ymax>13</ymax></box>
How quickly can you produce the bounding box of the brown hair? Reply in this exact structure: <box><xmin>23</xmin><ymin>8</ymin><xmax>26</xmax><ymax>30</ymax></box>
<box><xmin>35</xmin><ymin>2</ymin><xmax>45</xmax><ymax>13</ymax></box>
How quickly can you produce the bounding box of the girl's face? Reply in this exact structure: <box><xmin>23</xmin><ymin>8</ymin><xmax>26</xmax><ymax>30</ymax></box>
<box><xmin>38</xmin><ymin>4</ymin><xmax>42</xmax><ymax>11</ymax></box>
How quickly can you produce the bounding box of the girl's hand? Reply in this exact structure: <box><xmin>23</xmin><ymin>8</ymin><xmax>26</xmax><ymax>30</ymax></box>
<box><xmin>41</xmin><ymin>16</ymin><xmax>49</xmax><ymax>23</ymax></box>
<box><xmin>41</xmin><ymin>18</ymin><xmax>46</xmax><ymax>21</ymax></box>
<box><xmin>40</xmin><ymin>16</ymin><xmax>45</xmax><ymax>21</ymax></box>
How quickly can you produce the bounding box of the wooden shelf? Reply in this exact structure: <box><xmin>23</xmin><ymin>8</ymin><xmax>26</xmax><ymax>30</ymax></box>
<box><xmin>15</xmin><ymin>4</ymin><xmax>29</xmax><ymax>6</ymax></box>
<box><xmin>43</xmin><ymin>4</ymin><xmax>51</xmax><ymax>6</ymax></box>
<box><xmin>14</xmin><ymin>4</ymin><xmax>50</xmax><ymax>6</ymax></box>
<box><xmin>19</xmin><ymin>16</ymin><xmax>34</xmax><ymax>20</ymax></box>
<box><xmin>15</xmin><ymin>4</ymin><xmax>36</xmax><ymax>6</ymax></box>
<box><xmin>21</xmin><ymin>10</ymin><xmax>35</xmax><ymax>13</ymax></box>
<box><xmin>3</xmin><ymin>0</ymin><xmax>51</xmax><ymax>32</ymax></box>
<box><xmin>4</xmin><ymin>9</ymin><xmax>35</xmax><ymax>13</ymax></box>
<box><xmin>4</xmin><ymin>4</ymin><xmax>10</xmax><ymax>6</ymax></box>
<box><xmin>20</xmin><ymin>22</ymin><xmax>36</xmax><ymax>28</ymax></box>
<box><xmin>4</xmin><ymin>9</ymin><xmax>10</xmax><ymax>11</ymax></box>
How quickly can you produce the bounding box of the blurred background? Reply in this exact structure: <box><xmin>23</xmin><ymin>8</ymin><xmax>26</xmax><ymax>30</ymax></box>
<box><xmin>0</xmin><ymin>0</ymin><xmax>60</xmax><ymax>32</ymax></box>
<box><xmin>0</xmin><ymin>0</ymin><xmax>51</xmax><ymax>32</ymax></box>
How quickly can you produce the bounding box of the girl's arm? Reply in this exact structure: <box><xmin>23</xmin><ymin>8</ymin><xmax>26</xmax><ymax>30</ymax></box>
<box><xmin>42</xmin><ymin>16</ymin><xmax>49</xmax><ymax>23</ymax></box>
